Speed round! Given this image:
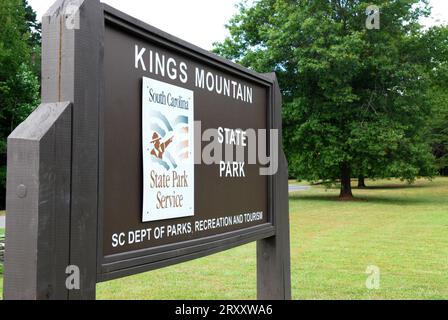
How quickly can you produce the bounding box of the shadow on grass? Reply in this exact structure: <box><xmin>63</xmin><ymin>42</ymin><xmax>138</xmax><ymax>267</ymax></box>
<box><xmin>289</xmin><ymin>193</ymin><xmax>442</xmax><ymax>206</ymax></box>
<box><xmin>359</xmin><ymin>183</ymin><xmax>432</xmax><ymax>190</ymax></box>
<box><xmin>319</xmin><ymin>184</ymin><xmax>431</xmax><ymax>192</ymax></box>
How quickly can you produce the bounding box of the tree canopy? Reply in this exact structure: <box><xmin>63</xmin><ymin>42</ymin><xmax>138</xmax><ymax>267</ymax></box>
<box><xmin>214</xmin><ymin>0</ymin><xmax>442</xmax><ymax>198</ymax></box>
<box><xmin>423</xmin><ymin>26</ymin><xmax>448</xmax><ymax>175</ymax></box>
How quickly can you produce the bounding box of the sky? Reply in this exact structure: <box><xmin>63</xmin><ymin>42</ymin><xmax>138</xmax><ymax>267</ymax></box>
<box><xmin>28</xmin><ymin>0</ymin><xmax>448</xmax><ymax>51</ymax></box>
<box><xmin>28</xmin><ymin>0</ymin><xmax>242</xmax><ymax>50</ymax></box>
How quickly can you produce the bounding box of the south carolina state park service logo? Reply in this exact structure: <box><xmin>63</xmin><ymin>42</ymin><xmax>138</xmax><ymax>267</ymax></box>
<box><xmin>142</xmin><ymin>77</ymin><xmax>195</xmax><ymax>222</ymax></box>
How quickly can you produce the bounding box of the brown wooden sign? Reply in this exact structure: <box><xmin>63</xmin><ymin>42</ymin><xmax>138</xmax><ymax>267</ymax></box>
<box><xmin>3</xmin><ymin>0</ymin><xmax>290</xmax><ymax>300</ymax></box>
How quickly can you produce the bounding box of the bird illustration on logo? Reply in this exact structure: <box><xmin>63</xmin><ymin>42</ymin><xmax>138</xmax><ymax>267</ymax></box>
<box><xmin>147</xmin><ymin>111</ymin><xmax>190</xmax><ymax>171</ymax></box>
<box><xmin>150</xmin><ymin>132</ymin><xmax>174</xmax><ymax>160</ymax></box>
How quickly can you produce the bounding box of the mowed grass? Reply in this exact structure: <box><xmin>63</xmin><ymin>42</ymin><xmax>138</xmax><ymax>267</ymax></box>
<box><xmin>290</xmin><ymin>178</ymin><xmax>448</xmax><ymax>299</ymax></box>
<box><xmin>96</xmin><ymin>178</ymin><xmax>448</xmax><ymax>300</ymax></box>
<box><xmin>1</xmin><ymin>178</ymin><xmax>447</xmax><ymax>299</ymax></box>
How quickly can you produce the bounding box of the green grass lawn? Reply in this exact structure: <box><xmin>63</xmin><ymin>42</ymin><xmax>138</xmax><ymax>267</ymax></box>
<box><xmin>1</xmin><ymin>178</ymin><xmax>447</xmax><ymax>299</ymax></box>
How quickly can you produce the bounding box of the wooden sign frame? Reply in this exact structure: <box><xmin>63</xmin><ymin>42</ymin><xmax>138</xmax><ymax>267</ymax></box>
<box><xmin>3</xmin><ymin>0</ymin><xmax>290</xmax><ymax>300</ymax></box>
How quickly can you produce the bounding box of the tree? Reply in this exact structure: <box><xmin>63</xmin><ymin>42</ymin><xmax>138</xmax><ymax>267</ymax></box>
<box><xmin>0</xmin><ymin>0</ymin><xmax>40</xmax><ymax>209</ymax></box>
<box><xmin>22</xmin><ymin>0</ymin><xmax>41</xmax><ymax>47</ymax></box>
<box><xmin>429</xmin><ymin>90</ymin><xmax>448</xmax><ymax>175</ymax></box>
<box><xmin>423</xmin><ymin>26</ymin><xmax>448</xmax><ymax>176</ymax></box>
<box><xmin>22</xmin><ymin>0</ymin><xmax>41</xmax><ymax>77</ymax></box>
<box><xmin>214</xmin><ymin>0</ymin><xmax>437</xmax><ymax>198</ymax></box>
<box><xmin>358</xmin><ymin>175</ymin><xmax>366</xmax><ymax>188</ymax></box>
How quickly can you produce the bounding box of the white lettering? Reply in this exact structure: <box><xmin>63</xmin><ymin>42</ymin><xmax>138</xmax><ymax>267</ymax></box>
<box><xmin>135</xmin><ymin>45</ymin><xmax>146</xmax><ymax>71</ymax></box>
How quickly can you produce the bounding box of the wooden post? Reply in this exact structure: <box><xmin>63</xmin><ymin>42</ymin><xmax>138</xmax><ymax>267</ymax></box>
<box><xmin>4</xmin><ymin>0</ymin><xmax>103</xmax><ymax>300</ymax></box>
<box><xmin>257</xmin><ymin>74</ymin><xmax>291</xmax><ymax>300</ymax></box>
<box><xmin>4</xmin><ymin>102</ymin><xmax>72</xmax><ymax>300</ymax></box>
<box><xmin>41</xmin><ymin>0</ymin><xmax>103</xmax><ymax>300</ymax></box>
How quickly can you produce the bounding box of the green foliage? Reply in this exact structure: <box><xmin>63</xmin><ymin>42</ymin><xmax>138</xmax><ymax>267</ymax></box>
<box><xmin>22</xmin><ymin>0</ymin><xmax>41</xmax><ymax>77</ymax></box>
<box><xmin>214</xmin><ymin>0</ymin><xmax>438</xmax><ymax>195</ymax></box>
<box><xmin>22</xmin><ymin>0</ymin><xmax>41</xmax><ymax>47</ymax></box>
<box><xmin>426</xmin><ymin>85</ymin><xmax>448</xmax><ymax>175</ymax></box>
<box><xmin>0</xmin><ymin>63</ymin><xmax>39</xmax><ymax>133</ymax></box>
<box><xmin>0</xmin><ymin>0</ymin><xmax>40</xmax><ymax>207</ymax></box>
<box><xmin>422</xmin><ymin>26</ymin><xmax>448</xmax><ymax>175</ymax></box>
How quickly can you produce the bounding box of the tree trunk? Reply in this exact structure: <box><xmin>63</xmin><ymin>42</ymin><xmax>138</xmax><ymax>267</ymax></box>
<box><xmin>358</xmin><ymin>175</ymin><xmax>366</xmax><ymax>188</ymax></box>
<box><xmin>339</xmin><ymin>162</ymin><xmax>353</xmax><ymax>200</ymax></box>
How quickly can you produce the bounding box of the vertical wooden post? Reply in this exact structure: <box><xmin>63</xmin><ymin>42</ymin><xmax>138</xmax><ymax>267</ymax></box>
<box><xmin>4</xmin><ymin>0</ymin><xmax>103</xmax><ymax>300</ymax></box>
<box><xmin>4</xmin><ymin>102</ymin><xmax>72</xmax><ymax>300</ymax></box>
<box><xmin>257</xmin><ymin>74</ymin><xmax>291</xmax><ymax>300</ymax></box>
<box><xmin>41</xmin><ymin>0</ymin><xmax>103</xmax><ymax>300</ymax></box>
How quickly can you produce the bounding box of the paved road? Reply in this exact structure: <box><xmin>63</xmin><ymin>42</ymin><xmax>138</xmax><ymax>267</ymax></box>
<box><xmin>0</xmin><ymin>216</ymin><xmax>5</xmax><ymax>228</ymax></box>
<box><xmin>288</xmin><ymin>185</ymin><xmax>311</xmax><ymax>193</ymax></box>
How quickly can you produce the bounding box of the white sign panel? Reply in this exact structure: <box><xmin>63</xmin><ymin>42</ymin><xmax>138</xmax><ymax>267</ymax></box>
<box><xmin>142</xmin><ymin>77</ymin><xmax>195</xmax><ymax>222</ymax></box>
